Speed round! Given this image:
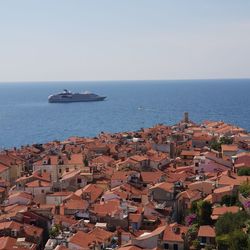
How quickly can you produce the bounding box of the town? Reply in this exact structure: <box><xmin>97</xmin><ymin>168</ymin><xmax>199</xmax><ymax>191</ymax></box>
<box><xmin>0</xmin><ymin>113</ymin><xmax>250</xmax><ymax>250</ymax></box>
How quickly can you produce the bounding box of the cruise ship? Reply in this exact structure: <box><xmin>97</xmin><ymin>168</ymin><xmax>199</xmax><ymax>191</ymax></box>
<box><xmin>48</xmin><ymin>89</ymin><xmax>106</xmax><ymax>103</ymax></box>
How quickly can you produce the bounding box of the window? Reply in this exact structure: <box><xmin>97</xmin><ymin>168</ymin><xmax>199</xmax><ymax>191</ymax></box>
<box><xmin>66</xmin><ymin>167</ymin><xmax>69</xmax><ymax>172</ymax></box>
<box><xmin>77</xmin><ymin>178</ymin><xmax>82</xmax><ymax>184</ymax></box>
<box><xmin>41</xmin><ymin>189</ymin><xmax>44</xmax><ymax>193</ymax></box>
<box><xmin>59</xmin><ymin>169</ymin><xmax>62</xmax><ymax>174</ymax></box>
<box><xmin>173</xmin><ymin>244</ymin><xmax>178</xmax><ymax>250</ymax></box>
<box><xmin>202</xmin><ymin>237</ymin><xmax>206</xmax><ymax>243</ymax></box>
<box><xmin>164</xmin><ymin>243</ymin><xmax>169</xmax><ymax>249</ymax></box>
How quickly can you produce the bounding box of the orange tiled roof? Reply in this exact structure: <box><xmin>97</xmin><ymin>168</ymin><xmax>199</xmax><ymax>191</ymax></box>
<box><xmin>221</xmin><ymin>144</ymin><xmax>238</xmax><ymax>152</ymax></box>
<box><xmin>141</xmin><ymin>171</ymin><xmax>165</xmax><ymax>184</ymax></box>
<box><xmin>150</xmin><ymin>182</ymin><xmax>173</xmax><ymax>193</ymax></box>
<box><xmin>63</xmin><ymin>199</ymin><xmax>89</xmax><ymax>210</ymax></box>
<box><xmin>75</xmin><ymin>184</ymin><xmax>104</xmax><ymax>202</ymax></box>
<box><xmin>25</xmin><ymin>180</ymin><xmax>51</xmax><ymax>188</ymax></box>
<box><xmin>163</xmin><ymin>223</ymin><xmax>188</xmax><ymax>242</ymax></box>
<box><xmin>198</xmin><ymin>225</ymin><xmax>216</xmax><ymax>238</ymax></box>
<box><xmin>211</xmin><ymin>206</ymin><xmax>240</xmax><ymax>220</ymax></box>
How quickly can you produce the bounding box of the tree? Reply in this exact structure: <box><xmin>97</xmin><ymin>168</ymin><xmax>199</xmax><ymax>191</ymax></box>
<box><xmin>220</xmin><ymin>136</ymin><xmax>233</xmax><ymax>145</ymax></box>
<box><xmin>84</xmin><ymin>158</ymin><xmax>89</xmax><ymax>166</ymax></box>
<box><xmin>210</xmin><ymin>136</ymin><xmax>233</xmax><ymax>151</ymax></box>
<box><xmin>197</xmin><ymin>200</ymin><xmax>212</xmax><ymax>225</ymax></box>
<box><xmin>49</xmin><ymin>224</ymin><xmax>61</xmax><ymax>238</ymax></box>
<box><xmin>191</xmin><ymin>200</ymin><xmax>198</xmax><ymax>213</ymax></box>
<box><xmin>220</xmin><ymin>194</ymin><xmax>237</xmax><ymax>206</ymax></box>
<box><xmin>191</xmin><ymin>239</ymin><xmax>200</xmax><ymax>250</ymax></box>
<box><xmin>187</xmin><ymin>223</ymin><xmax>199</xmax><ymax>242</ymax></box>
<box><xmin>215</xmin><ymin>211</ymin><xmax>250</xmax><ymax>250</ymax></box>
<box><xmin>216</xmin><ymin>234</ymin><xmax>230</xmax><ymax>250</ymax></box>
<box><xmin>229</xmin><ymin>230</ymin><xmax>249</xmax><ymax>250</ymax></box>
<box><xmin>239</xmin><ymin>181</ymin><xmax>250</xmax><ymax>198</ymax></box>
<box><xmin>215</xmin><ymin>211</ymin><xmax>250</xmax><ymax>235</ymax></box>
<box><xmin>238</xmin><ymin>168</ymin><xmax>250</xmax><ymax>176</ymax></box>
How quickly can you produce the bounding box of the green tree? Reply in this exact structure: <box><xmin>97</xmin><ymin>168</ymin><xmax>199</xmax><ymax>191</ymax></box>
<box><xmin>210</xmin><ymin>140</ymin><xmax>221</xmax><ymax>151</ymax></box>
<box><xmin>216</xmin><ymin>234</ymin><xmax>230</xmax><ymax>250</ymax></box>
<box><xmin>229</xmin><ymin>230</ymin><xmax>249</xmax><ymax>250</ymax></box>
<box><xmin>220</xmin><ymin>194</ymin><xmax>237</xmax><ymax>206</ymax></box>
<box><xmin>49</xmin><ymin>224</ymin><xmax>61</xmax><ymax>238</ymax></box>
<box><xmin>210</xmin><ymin>136</ymin><xmax>233</xmax><ymax>151</ymax></box>
<box><xmin>191</xmin><ymin>239</ymin><xmax>200</xmax><ymax>250</ymax></box>
<box><xmin>84</xmin><ymin>158</ymin><xmax>89</xmax><ymax>166</ymax></box>
<box><xmin>238</xmin><ymin>168</ymin><xmax>250</xmax><ymax>176</ymax></box>
<box><xmin>191</xmin><ymin>200</ymin><xmax>198</xmax><ymax>213</ymax></box>
<box><xmin>220</xmin><ymin>136</ymin><xmax>233</xmax><ymax>145</ymax></box>
<box><xmin>197</xmin><ymin>200</ymin><xmax>212</xmax><ymax>225</ymax></box>
<box><xmin>239</xmin><ymin>180</ymin><xmax>250</xmax><ymax>198</ymax></box>
<box><xmin>187</xmin><ymin>223</ymin><xmax>199</xmax><ymax>242</ymax></box>
<box><xmin>215</xmin><ymin>211</ymin><xmax>250</xmax><ymax>235</ymax></box>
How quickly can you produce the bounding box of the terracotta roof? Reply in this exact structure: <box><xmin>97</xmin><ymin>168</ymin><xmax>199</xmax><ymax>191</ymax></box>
<box><xmin>150</xmin><ymin>182</ymin><xmax>173</xmax><ymax>193</ymax></box>
<box><xmin>9</xmin><ymin>192</ymin><xmax>33</xmax><ymax>201</ymax></box>
<box><xmin>221</xmin><ymin>144</ymin><xmax>238</xmax><ymax>152</ymax></box>
<box><xmin>218</xmin><ymin>174</ymin><xmax>248</xmax><ymax>186</ymax></box>
<box><xmin>213</xmin><ymin>185</ymin><xmax>233</xmax><ymax>194</ymax></box>
<box><xmin>93</xmin><ymin>200</ymin><xmax>121</xmax><ymax>217</ymax></box>
<box><xmin>92</xmin><ymin>155</ymin><xmax>114</xmax><ymax>164</ymax></box>
<box><xmin>25</xmin><ymin>180</ymin><xmax>51</xmax><ymax>188</ymax></box>
<box><xmin>75</xmin><ymin>184</ymin><xmax>104</xmax><ymax>202</ymax></box>
<box><xmin>212</xmin><ymin>206</ymin><xmax>240</xmax><ymax>220</ymax></box>
<box><xmin>67</xmin><ymin>153</ymin><xmax>84</xmax><ymax>165</ymax></box>
<box><xmin>61</xmin><ymin>169</ymin><xmax>80</xmax><ymax>181</ymax></box>
<box><xmin>68</xmin><ymin>231</ymin><xmax>93</xmax><ymax>248</ymax></box>
<box><xmin>69</xmin><ymin>228</ymin><xmax>113</xmax><ymax>248</ymax></box>
<box><xmin>198</xmin><ymin>225</ymin><xmax>216</xmax><ymax>238</ymax></box>
<box><xmin>111</xmin><ymin>171</ymin><xmax>131</xmax><ymax>181</ymax></box>
<box><xmin>141</xmin><ymin>171</ymin><xmax>165</xmax><ymax>184</ymax></box>
<box><xmin>63</xmin><ymin>199</ymin><xmax>89</xmax><ymax>210</ymax></box>
<box><xmin>47</xmin><ymin>191</ymin><xmax>72</xmax><ymax>197</ymax></box>
<box><xmin>180</xmin><ymin>150</ymin><xmax>200</xmax><ymax>157</ymax></box>
<box><xmin>163</xmin><ymin>223</ymin><xmax>188</xmax><ymax>242</ymax></box>
<box><xmin>130</xmin><ymin>155</ymin><xmax>148</xmax><ymax>162</ymax></box>
<box><xmin>118</xmin><ymin>246</ymin><xmax>142</xmax><ymax>250</ymax></box>
<box><xmin>129</xmin><ymin>213</ymin><xmax>142</xmax><ymax>223</ymax></box>
<box><xmin>0</xmin><ymin>164</ymin><xmax>8</xmax><ymax>174</ymax></box>
<box><xmin>0</xmin><ymin>221</ymin><xmax>43</xmax><ymax>237</ymax></box>
<box><xmin>0</xmin><ymin>237</ymin><xmax>17</xmax><ymax>250</ymax></box>
<box><xmin>136</xmin><ymin>225</ymin><xmax>166</xmax><ymax>240</ymax></box>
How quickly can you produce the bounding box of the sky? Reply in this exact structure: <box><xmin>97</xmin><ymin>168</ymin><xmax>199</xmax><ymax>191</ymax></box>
<box><xmin>0</xmin><ymin>0</ymin><xmax>250</xmax><ymax>82</ymax></box>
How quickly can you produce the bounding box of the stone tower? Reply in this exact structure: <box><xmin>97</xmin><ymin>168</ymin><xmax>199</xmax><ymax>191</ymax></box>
<box><xmin>184</xmin><ymin>112</ymin><xmax>189</xmax><ymax>123</ymax></box>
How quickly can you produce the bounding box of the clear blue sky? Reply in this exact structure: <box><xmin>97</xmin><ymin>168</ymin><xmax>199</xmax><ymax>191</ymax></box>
<box><xmin>0</xmin><ymin>0</ymin><xmax>249</xmax><ymax>82</ymax></box>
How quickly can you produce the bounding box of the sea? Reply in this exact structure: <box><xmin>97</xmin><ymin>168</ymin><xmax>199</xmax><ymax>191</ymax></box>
<box><xmin>0</xmin><ymin>79</ymin><xmax>249</xmax><ymax>149</ymax></box>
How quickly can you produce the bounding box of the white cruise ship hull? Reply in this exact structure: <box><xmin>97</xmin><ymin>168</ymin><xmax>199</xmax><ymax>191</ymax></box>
<box><xmin>48</xmin><ymin>93</ymin><xmax>106</xmax><ymax>103</ymax></box>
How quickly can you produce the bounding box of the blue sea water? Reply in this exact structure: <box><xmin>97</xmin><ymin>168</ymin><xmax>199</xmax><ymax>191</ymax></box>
<box><xmin>0</xmin><ymin>79</ymin><xmax>249</xmax><ymax>149</ymax></box>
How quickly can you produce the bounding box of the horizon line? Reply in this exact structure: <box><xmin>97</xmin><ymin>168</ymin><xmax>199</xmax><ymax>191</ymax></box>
<box><xmin>0</xmin><ymin>77</ymin><xmax>250</xmax><ymax>84</ymax></box>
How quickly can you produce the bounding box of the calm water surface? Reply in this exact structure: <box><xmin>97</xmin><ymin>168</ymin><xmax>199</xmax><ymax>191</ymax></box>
<box><xmin>0</xmin><ymin>79</ymin><xmax>249</xmax><ymax>148</ymax></box>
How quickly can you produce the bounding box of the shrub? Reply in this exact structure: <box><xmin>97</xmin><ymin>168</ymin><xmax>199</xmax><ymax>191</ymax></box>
<box><xmin>220</xmin><ymin>194</ymin><xmax>237</xmax><ymax>206</ymax></box>
<box><xmin>215</xmin><ymin>211</ymin><xmax>250</xmax><ymax>236</ymax></box>
<box><xmin>239</xmin><ymin>181</ymin><xmax>250</xmax><ymax>198</ymax></box>
<box><xmin>197</xmin><ymin>200</ymin><xmax>212</xmax><ymax>225</ymax></box>
<box><xmin>238</xmin><ymin>168</ymin><xmax>250</xmax><ymax>176</ymax></box>
<box><xmin>185</xmin><ymin>213</ymin><xmax>197</xmax><ymax>226</ymax></box>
